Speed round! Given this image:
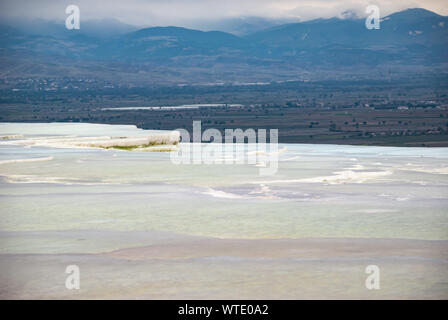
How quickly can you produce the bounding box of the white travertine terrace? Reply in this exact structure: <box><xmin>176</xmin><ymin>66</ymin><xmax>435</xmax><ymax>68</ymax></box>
<box><xmin>0</xmin><ymin>131</ymin><xmax>181</xmax><ymax>150</ymax></box>
<box><xmin>75</xmin><ymin>132</ymin><xmax>180</xmax><ymax>148</ymax></box>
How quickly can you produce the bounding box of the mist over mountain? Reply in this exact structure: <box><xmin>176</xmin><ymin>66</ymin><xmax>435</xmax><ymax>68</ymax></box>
<box><xmin>191</xmin><ymin>16</ymin><xmax>302</xmax><ymax>35</ymax></box>
<box><xmin>0</xmin><ymin>17</ymin><xmax>137</xmax><ymax>38</ymax></box>
<box><xmin>1</xmin><ymin>8</ymin><xmax>447</xmax><ymax>85</ymax></box>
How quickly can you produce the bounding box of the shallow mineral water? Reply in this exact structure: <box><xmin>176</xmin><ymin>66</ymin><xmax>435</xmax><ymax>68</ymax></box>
<box><xmin>0</xmin><ymin>122</ymin><xmax>447</xmax><ymax>299</ymax></box>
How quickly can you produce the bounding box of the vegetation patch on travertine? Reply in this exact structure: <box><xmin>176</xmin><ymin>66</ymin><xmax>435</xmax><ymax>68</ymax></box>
<box><xmin>0</xmin><ymin>135</ymin><xmax>24</xmax><ymax>139</ymax></box>
<box><xmin>134</xmin><ymin>145</ymin><xmax>178</xmax><ymax>152</ymax></box>
<box><xmin>90</xmin><ymin>132</ymin><xmax>180</xmax><ymax>151</ymax></box>
<box><xmin>103</xmin><ymin>142</ymin><xmax>178</xmax><ymax>152</ymax></box>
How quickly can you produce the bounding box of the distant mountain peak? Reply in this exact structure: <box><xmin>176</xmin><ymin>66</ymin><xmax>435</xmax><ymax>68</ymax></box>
<box><xmin>386</xmin><ymin>7</ymin><xmax>442</xmax><ymax>19</ymax></box>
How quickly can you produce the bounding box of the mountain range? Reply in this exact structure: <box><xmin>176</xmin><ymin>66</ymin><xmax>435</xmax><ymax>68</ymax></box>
<box><xmin>1</xmin><ymin>8</ymin><xmax>447</xmax><ymax>84</ymax></box>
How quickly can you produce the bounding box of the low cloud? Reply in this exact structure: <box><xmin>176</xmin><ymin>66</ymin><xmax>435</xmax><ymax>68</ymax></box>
<box><xmin>0</xmin><ymin>0</ymin><xmax>446</xmax><ymax>27</ymax></box>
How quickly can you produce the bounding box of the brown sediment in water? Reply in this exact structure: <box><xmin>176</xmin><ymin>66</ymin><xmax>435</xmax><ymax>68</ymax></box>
<box><xmin>1</xmin><ymin>236</ymin><xmax>447</xmax><ymax>299</ymax></box>
<box><xmin>101</xmin><ymin>237</ymin><xmax>448</xmax><ymax>261</ymax></box>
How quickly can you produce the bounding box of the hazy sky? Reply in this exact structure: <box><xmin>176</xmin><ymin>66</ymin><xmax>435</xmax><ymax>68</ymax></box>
<box><xmin>0</xmin><ymin>0</ymin><xmax>447</xmax><ymax>27</ymax></box>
